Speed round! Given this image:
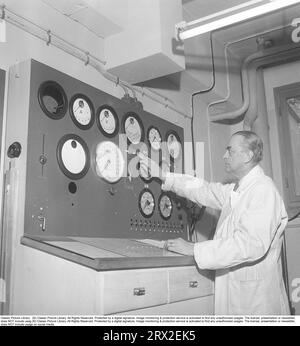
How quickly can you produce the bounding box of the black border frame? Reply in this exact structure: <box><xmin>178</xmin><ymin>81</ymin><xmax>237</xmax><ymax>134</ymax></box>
<box><xmin>158</xmin><ymin>192</ymin><xmax>173</xmax><ymax>220</ymax></box>
<box><xmin>122</xmin><ymin>111</ymin><xmax>145</xmax><ymax>145</ymax></box>
<box><xmin>56</xmin><ymin>134</ymin><xmax>90</xmax><ymax>180</ymax></box>
<box><xmin>38</xmin><ymin>80</ymin><xmax>68</xmax><ymax>120</ymax></box>
<box><xmin>138</xmin><ymin>188</ymin><xmax>155</xmax><ymax>218</ymax></box>
<box><xmin>69</xmin><ymin>93</ymin><xmax>95</xmax><ymax>130</ymax></box>
<box><xmin>147</xmin><ymin>125</ymin><xmax>162</xmax><ymax>151</ymax></box>
<box><xmin>165</xmin><ymin>130</ymin><xmax>182</xmax><ymax>161</ymax></box>
<box><xmin>96</xmin><ymin>105</ymin><xmax>119</xmax><ymax>137</ymax></box>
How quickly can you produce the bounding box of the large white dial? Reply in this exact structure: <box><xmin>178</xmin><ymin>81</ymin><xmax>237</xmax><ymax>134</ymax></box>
<box><xmin>97</xmin><ymin>106</ymin><xmax>118</xmax><ymax>137</ymax></box>
<box><xmin>148</xmin><ymin>126</ymin><xmax>162</xmax><ymax>151</ymax></box>
<box><xmin>123</xmin><ymin>113</ymin><xmax>143</xmax><ymax>145</ymax></box>
<box><xmin>95</xmin><ymin>141</ymin><xmax>125</xmax><ymax>183</ymax></box>
<box><xmin>57</xmin><ymin>134</ymin><xmax>90</xmax><ymax>180</ymax></box>
<box><xmin>70</xmin><ymin>94</ymin><xmax>94</xmax><ymax>129</ymax></box>
<box><xmin>166</xmin><ymin>132</ymin><xmax>181</xmax><ymax>160</ymax></box>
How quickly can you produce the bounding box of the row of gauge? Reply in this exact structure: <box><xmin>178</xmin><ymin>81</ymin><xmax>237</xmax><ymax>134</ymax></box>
<box><xmin>38</xmin><ymin>80</ymin><xmax>182</xmax><ymax>159</ymax></box>
<box><xmin>139</xmin><ymin>188</ymin><xmax>174</xmax><ymax>220</ymax></box>
<box><xmin>56</xmin><ymin>133</ymin><xmax>168</xmax><ymax>183</ymax></box>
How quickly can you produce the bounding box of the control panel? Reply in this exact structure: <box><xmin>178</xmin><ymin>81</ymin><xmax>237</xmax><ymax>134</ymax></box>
<box><xmin>21</xmin><ymin>60</ymin><xmax>187</xmax><ymax>240</ymax></box>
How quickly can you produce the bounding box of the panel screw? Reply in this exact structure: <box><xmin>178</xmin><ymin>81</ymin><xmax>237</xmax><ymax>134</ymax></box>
<box><xmin>39</xmin><ymin>155</ymin><xmax>47</xmax><ymax>165</ymax></box>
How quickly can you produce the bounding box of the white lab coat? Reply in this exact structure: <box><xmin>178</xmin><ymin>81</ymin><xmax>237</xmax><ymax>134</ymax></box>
<box><xmin>162</xmin><ymin>165</ymin><xmax>290</xmax><ymax>315</ymax></box>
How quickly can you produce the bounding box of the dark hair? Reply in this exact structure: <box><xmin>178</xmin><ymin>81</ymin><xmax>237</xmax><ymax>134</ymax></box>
<box><xmin>233</xmin><ymin>131</ymin><xmax>263</xmax><ymax>164</ymax></box>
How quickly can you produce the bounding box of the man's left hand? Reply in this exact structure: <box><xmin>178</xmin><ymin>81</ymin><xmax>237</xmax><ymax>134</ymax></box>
<box><xmin>165</xmin><ymin>238</ymin><xmax>194</xmax><ymax>256</ymax></box>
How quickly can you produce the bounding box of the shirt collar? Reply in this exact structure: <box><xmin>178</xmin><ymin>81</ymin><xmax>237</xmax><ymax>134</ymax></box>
<box><xmin>237</xmin><ymin>165</ymin><xmax>264</xmax><ymax>192</ymax></box>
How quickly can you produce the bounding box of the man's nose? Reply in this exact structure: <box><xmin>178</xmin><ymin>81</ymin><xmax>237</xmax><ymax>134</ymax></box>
<box><xmin>223</xmin><ymin>150</ymin><xmax>229</xmax><ymax>159</ymax></box>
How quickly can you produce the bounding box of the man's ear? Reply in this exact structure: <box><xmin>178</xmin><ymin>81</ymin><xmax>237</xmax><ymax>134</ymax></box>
<box><xmin>244</xmin><ymin>150</ymin><xmax>254</xmax><ymax>163</ymax></box>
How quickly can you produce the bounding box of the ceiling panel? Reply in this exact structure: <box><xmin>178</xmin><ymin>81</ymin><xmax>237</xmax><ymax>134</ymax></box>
<box><xmin>41</xmin><ymin>0</ymin><xmax>88</xmax><ymax>16</ymax></box>
<box><xmin>70</xmin><ymin>7</ymin><xmax>122</xmax><ymax>38</ymax></box>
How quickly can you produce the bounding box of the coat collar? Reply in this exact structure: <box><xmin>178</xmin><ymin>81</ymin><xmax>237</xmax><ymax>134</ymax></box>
<box><xmin>236</xmin><ymin>165</ymin><xmax>264</xmax><ymax>192</ymax></box>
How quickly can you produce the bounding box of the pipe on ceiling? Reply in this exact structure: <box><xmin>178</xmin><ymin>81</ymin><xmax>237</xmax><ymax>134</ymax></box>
<box><xmin>0</xmin><ymin>5</ymin><xmax>189</xmax><ymax>119</ymax></box>
<box><xmin>206</xmin><ymin>24</ymin><xmax>289</xmax><ymax>116</ymax></box>
<box><xmin>208</xmin><ymin>43</ymin><xmax>300</xmax><ymax>122</ymax></box>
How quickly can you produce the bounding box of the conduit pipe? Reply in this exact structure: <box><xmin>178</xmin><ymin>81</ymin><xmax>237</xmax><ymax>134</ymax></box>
<box><xmin>208</xmin><ymin>50</ymin><xmax>261</xmax><ymax>121</ymax></box>
<box><xmin>0</xmin><ymin>5</ymin><xmax>189</xmax><ymax>119</ymax></box>
<box><xmin>250</xmin><ymin>67</ymin><xmax>273</xmax><ymax>176</ymax></box>
<box><xmin>209</xmin><ymin>43</ymin><xmax>300</xmax><ymax>122</ymax></box>
<box><xmin>207</xmin><ymin>24</ymin><xmax>290</xmax><ymax>117</ymax></box>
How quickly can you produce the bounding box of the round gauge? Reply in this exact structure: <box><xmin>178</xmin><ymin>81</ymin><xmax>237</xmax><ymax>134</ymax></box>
<box><xmin>139</xmin><ymin>189</ymin><xmax>155</xmax><ymax>218</ymax></box>
<box><xmin>166</xmin><ymin>131</ymin><xmax>181</xmax><ymax>160</ymax></box>
<box><xmin>38</xmin><ymin>81</ymin><xmax>68</xmax><ymax>119</ymax></box>
<box><xmin>159</xmin><ymin>193</ymin><xmax>173</xmax><ymax>220</ymax></box>
<box><xmin>57</xmin><ymin>134</ymin><xmax>90</xmax><ymax>180</ymax></box>
<box><xmin>147</xmin><ymin>126</ymin><xmax>162</xmax><ymax>151</ymax></box>
<box><xmin>95</xmin><ymin>141</ymin><xmax>125</xmax><ymax>183</ymax></box>
<box><xmin>69</xmin><ymin>94</ymin><xmax>95</xmax><ymax>130</ymax></box>
<box><xmin>122</xmin><ymin>112</ymin><xmax>144</xmax><ymax>145</ymax></box>
<box><xmin>96</xmin><ymin>105</ymin><xmax>119</xmax><ymax>137</ymax></box>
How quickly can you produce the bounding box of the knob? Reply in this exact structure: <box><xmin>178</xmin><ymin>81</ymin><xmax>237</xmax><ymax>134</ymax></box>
<box><xmin>7</xmin><ymin>142</ymin><xmax>22</xmax><ymax>158</ymax></box>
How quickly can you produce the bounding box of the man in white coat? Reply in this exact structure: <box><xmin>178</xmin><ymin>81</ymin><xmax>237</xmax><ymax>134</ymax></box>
<box><xmin>139</xmin><ymin>131</ymin><xmax>290</xmax><ymax>315</ymax></box>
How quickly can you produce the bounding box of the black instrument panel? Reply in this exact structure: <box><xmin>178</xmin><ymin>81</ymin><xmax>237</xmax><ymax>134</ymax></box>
<box><xmin>25</xmin><ymin>60</ymin><xmax>186</xmax><ymax>240</ymax></box>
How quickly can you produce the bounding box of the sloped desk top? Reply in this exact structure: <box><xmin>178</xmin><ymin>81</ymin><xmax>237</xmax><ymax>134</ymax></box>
<box><xmin>21</xmin><ymin>235</ymin><xmax>197</xmax><ymax>271</ymax></box>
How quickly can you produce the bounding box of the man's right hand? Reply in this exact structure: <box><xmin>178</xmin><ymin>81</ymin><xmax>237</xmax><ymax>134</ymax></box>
<box><xmin>138</xmin><ymin>152</ymin><xmax>166</xmax><ymax>183</ymax></box>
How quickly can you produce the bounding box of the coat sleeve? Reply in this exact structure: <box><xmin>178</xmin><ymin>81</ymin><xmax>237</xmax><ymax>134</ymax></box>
<box><xmin>193</xmin><ymin>182</ymin><xmax>287</xmax><ymax>270</ymax></box>
<box><xmin>162</xmin><ymin>173</ymin><xmax>232</xmax><ymax>210</ymax></box>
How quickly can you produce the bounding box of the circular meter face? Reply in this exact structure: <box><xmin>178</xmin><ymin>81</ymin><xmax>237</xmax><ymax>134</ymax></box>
<box><xmin>57</xmin><ymin>134</ymin><xmax>90</xmax><ymax>180</ymax></box>
<box><xmin>159</xmin><ymin>193</ymin><xmax>173</xmax><ymax>220</ymax></box>
<box><xmin>70</xmin><ymin>94</ymin><xmax>95</xmax><ymax>129</ymax></box>
<box><xmin>166</xmin><ymin>131</ymin><xmax>181</xmax><ymax>160</ymax></box>
<box><xmin>147</xmin><ymin>126</ymin><xmax>162</xmax><ymax>151</ymax></box>
<box><xmin>95</xmin><ymin>141</ymin><xmax>125</xmax><ymax>183</ymax></box>
<box><xmin>139</xmin><ymin>189</ymin><xmax>155</xmax><ymax>218</ymax></box>
<box><xmin>123</xmin><ymin>113</ymin><xmax>144</xmax><ymax>145</ymax></box>
<box><xmin>97</xmin><ymin>105</ymin><xmax>119</xmax><ymax>137</ymax></box>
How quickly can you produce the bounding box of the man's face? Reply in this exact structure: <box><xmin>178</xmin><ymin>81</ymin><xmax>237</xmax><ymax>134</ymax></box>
<box><xmin>223</xmin><ymin>135</ymin><xmax>249</xmax><ymax>176</ymax></box>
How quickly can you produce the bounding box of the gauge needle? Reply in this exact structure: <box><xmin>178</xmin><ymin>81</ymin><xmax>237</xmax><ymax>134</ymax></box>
<box><xmin>164</xmin><ymin>203</ymin><xmax>170</xmax><ymax>211</ymax></box>
<box><xmin>98</xmin><ymin>159</ymin><xmax>111</xmax><ymax>174</ymax></box>
<box><xmin>54</xmin><ymin>104</ymin><xmax>64</xmax><ymax>111</ymax></box>
<box><xmin>104</xmin><ymin>159</ymin><xmax>111</xmax><ymax>169</ymax></box>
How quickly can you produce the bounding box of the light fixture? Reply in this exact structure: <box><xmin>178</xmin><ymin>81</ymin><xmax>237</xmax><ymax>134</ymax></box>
<box><xmin>176</xmin><ymin>0</ymin><xmax>300</xmax><ymax>40</ymax></box>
